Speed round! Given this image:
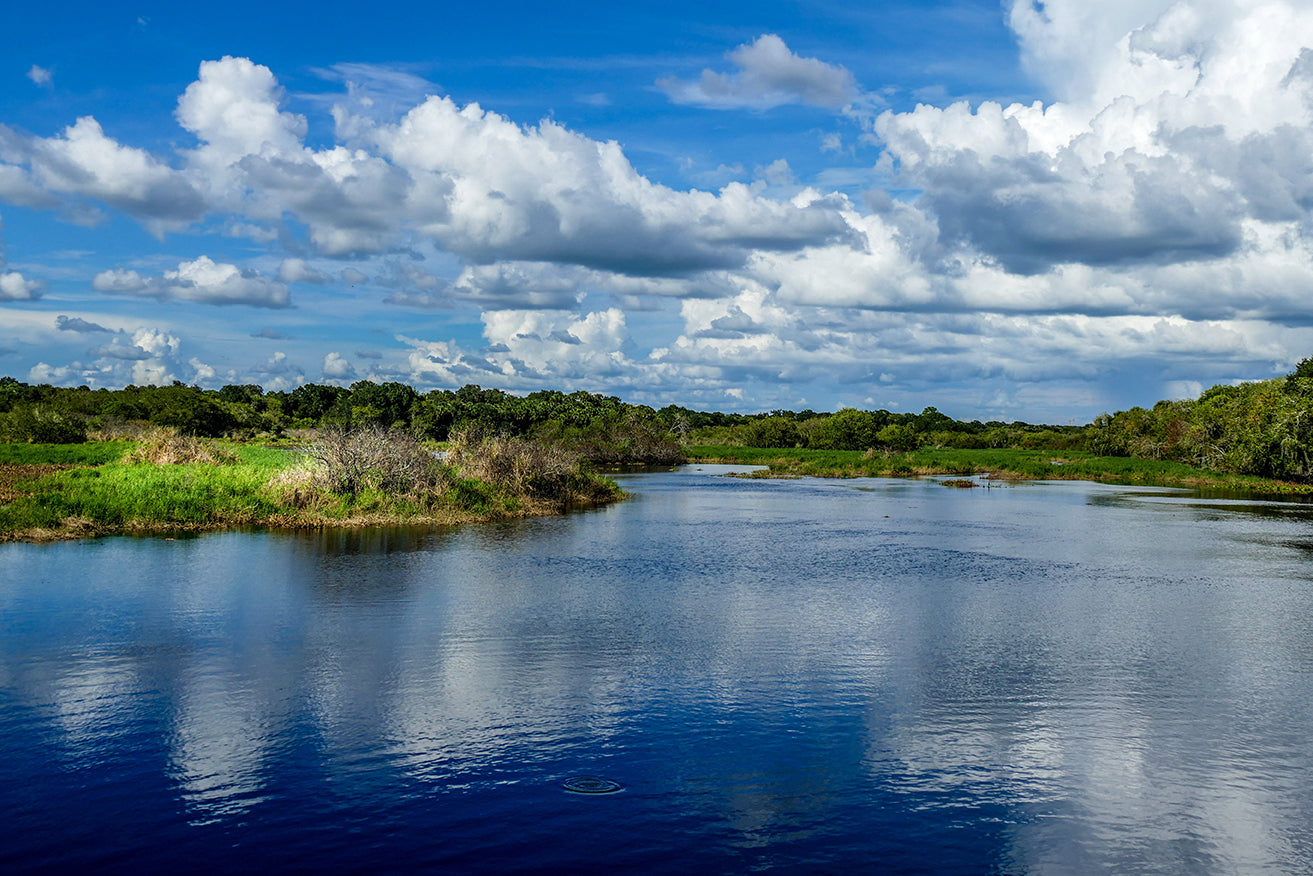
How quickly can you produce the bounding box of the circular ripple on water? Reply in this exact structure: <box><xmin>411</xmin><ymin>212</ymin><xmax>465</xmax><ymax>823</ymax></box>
<box><xmin>562</xmin><ymin>776</ymin><xmax>623</xmax><ymax>794</ymax></box>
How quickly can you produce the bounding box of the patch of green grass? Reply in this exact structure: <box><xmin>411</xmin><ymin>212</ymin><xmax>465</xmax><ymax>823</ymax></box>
<box><xmin>0</xmin><ymin>441</ymin><xmax>130</xmax><ymax>465</ymax></box>
<box><xmin>687</xmin><ymin>445</ymin><xmax>1313</xmax><ymax>494</ymax></box>
<box><xmin>3</xmin><ymin>462</ymin><xmax>284</xmax><ymax>531</ymax></box>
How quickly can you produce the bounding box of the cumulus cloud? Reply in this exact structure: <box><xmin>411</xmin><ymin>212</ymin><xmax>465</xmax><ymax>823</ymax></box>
<box><xmin>0</xmin><ymin>217</ymin><xmax>44</xmax><ymax>300</ymax></box>
<box><xmin>322</xmin><ymin>351</ymin><xmax>357</xmax><ymax>380</ymax></box>
<box><xmin>93</xmin><ymin>256</ymin><xmax>290</xmax><ymax>307</ymax></box>
<box><xmin>0</xmin><ymin>270</ymin><xmax>43</xmax><ymax>300</ymax></box>
<box><xmin>400</xmin><ymin>307</ymin><xmax>636</xmax><ymax>387</ymax></box>
<box><xmin>657</xmin><ymin>34</ymin><xmax>860</xmax><ymax>110</ymax></box>
<box><xmin>1</xmin><ymin>116</ymin><xmax>205</xmax><ymax>231</ymax></box>
<box><xmin>6</xmin><ymin>55</ymin><xmax>856</xmax><ymax>290</ymax></box>
<box><xmin>31</xmin><ymin>327</ymin><xmax>187</xmax><ymax>388</ymax></box>
<box><xmin>87</xmin><ymin>340</ymin><xmax>154</xmax><ymax>360</ymax></box>
<box><xmin>251</xmin><ymin>351</ymin><xmax>304</xmax><ymax>390</ymax></box>
<box><xmin>277</xmin><ymin>257</ymin><xmax>330</xmax><ymax>284</ymax></box>
<box><xmin>11</xmin><ymin>16</ymin><xmax>1313</xmax><ymax>419</ymax></box>
<box><xmin>371</xmin><ymin>93</ymin><xmax>854</xmax><ymax>271</ymax></box>
<box><xmin>874</xmin><ymin>0</ymin><xmax>1313</xmax><ymax>276</ymax></box>
<box><xmin>27</xmin><ymin>65</ymin><xmax>53</xmax><ymax>88</ymax></box>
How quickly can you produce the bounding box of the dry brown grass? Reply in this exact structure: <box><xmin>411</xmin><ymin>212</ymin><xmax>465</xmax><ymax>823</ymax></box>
<box><xmin>447</xmin><ymin>427</ymin><xmax>617</xmax><ymax>506</ymax></box>
<box><xmin>124</xmin><ymin>428</ymin><xmax>238</xmax><ymax>466</ymax></box>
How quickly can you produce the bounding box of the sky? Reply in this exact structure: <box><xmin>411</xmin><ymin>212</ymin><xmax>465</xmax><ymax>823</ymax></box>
<box><xmin>4</xmin><ymin>0</ymin><xmax>1313</xmax><ymax>423</ymax></box>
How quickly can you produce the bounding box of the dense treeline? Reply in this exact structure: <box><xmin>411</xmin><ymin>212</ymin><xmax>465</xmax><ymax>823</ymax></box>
<box><xmin>675</xmin><ymin>405</ymin><xmax>1084</xmax><ymax>452</ymax></box>
<box><xmin>0</xmin><ymin>378</ymin><xmax>686</xmax><ymax>464</ymax></box>
<box><xmin>0</xmin><ymin>375</ymin><xmax>1084</xmax><ymax>458</ymax></box>
<box><xmin>1086</xmin><ymin>358</ymin><xmax>1313</xmax><ymax>481</ymax></box>
<box><xmin>8</xmin><ymin>359</ymin><xmax>1313</xmax><ymax>482</ymax></box>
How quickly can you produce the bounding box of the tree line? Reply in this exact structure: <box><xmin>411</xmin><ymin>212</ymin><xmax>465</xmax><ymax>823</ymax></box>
<box><xmin>5</xmin><ymin>360</ymin><xmax>1313</xmax><ymax>481</ymax></box>
<box><xmin>1086</xmin><ymin>358</ymin><xmax>1313</xmax><ymax>481</ymax></box>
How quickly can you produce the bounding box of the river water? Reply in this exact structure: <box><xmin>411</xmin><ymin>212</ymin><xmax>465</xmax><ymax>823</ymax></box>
<box><xmin>2</xmin><ymin>466</ymin><xmax>1313</xmax><ymax>874</ymax></box>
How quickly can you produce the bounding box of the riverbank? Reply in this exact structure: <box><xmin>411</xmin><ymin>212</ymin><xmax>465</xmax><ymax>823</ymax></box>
<box><xmin>687</xmin><ymin>445</ymin><xmax>1313</xmax><ymax>495</ymax></box>
<box><xmin>0</xmin><ymin>434</ymin><xmax>624</xmax><ymax>543</ymax></box>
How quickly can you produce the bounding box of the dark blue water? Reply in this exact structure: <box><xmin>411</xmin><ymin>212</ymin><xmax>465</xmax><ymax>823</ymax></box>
<box><xmin>3</xmin><ymin>467</ymin><xmax>1313</xmax><ymax>874</ymax></box>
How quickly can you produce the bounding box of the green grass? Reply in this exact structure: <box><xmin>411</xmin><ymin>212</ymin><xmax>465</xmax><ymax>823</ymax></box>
<box><xmin>1</xmin><ymin>438</ymin><xmax>623</xmax><ymax>541</ymax></box>
<box><xmin>686</xmin><ymin>445</ymin><xmax>1313</xmax><ymax>494</ymax></box>
<box><xmin>0</xmin><ymin>441</ymin><xmax>130</xmax><ymax>465</ymax></box>
<box><xmin>2</xmin><ymin>460</ymin><xmax>287</xmax><ymax>532</ymax></box>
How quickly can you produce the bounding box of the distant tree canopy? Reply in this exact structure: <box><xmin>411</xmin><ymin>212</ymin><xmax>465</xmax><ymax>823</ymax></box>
<box><xmin>8</xmin><ymin>364</ymin><xmax>1313</xmax><ymax>482</ymax></box>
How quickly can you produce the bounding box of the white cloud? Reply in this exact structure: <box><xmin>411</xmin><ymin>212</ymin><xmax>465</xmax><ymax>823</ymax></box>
<box><xmin>10</xmin><ymin>17</ymin><xmax>1313</xmax><ymax>420</ymax></box>
<box><xmin>874</xmin><ymin>0</ymin><xmax>1313</xmax><ymax>275</ymax></box>
<box><xmin>322</xmin><ymin>351</ymin><xmax>357</xmax><ymax>380</ymax></box>
<box><xmin>177</xmin><ymin>56</ymin><xmax>309</xmax><ymax>182</ymax></box>
<box><xmin>371</xmin><ymin>93</ymin><xmax>853</xmax><ymax>271</ymax></box>
<box><xmin>94</xmin><ymin>256</ymin><xmax>290</xmax><ymax>307</ymax></box>
<box><xmin>657</xmin><ymin>34</ymin><xmax>860</xmax><ymax>110</ymax></box>
<box><xmin>31</xmin><ymin>326</ymin><xmax>186</xmax><ymax>388</ymax></box>
<box><xmin>13</xmin><ymin>116</ymin><xmax>205</xmax><ymax>231</ymax></box>
<box><xmin>0</xmin><ymin>270</ymin><xmax>43</xmax><ymax>300</ymax></box>
<box><xmin>277</xmin><ymin>257</ymin><xmax>329</xmax><ymax>284</ymax></box>
<box><xmin>27</xmin><ymin>65</ymin><xmax>52</xmax><ymax>88</ymax></box>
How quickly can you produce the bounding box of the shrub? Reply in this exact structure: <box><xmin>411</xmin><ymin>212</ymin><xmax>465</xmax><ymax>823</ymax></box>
<box><xmin>307</xmin><ymin>425</ymin><xmax>449</xmax><ymax>498</ymax></box>
<box><xmin>1</xmin><ymin>405</ymin><xmax>88</xmax><ymax>444</ymax></box>
<box><xmin>447</xmin><ymin>427</ymin><xmax>618</xmax><ymax>506</ymax></box>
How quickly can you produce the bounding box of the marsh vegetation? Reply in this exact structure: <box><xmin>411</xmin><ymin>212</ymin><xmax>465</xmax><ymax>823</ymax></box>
<box><xmin>0</xmin><ymin>426</ymin><xmax>621</xmax><ymax>542</ymax></box>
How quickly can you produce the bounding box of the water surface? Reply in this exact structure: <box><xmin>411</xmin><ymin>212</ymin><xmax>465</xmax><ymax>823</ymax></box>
<box><xmin>3</xmin><ymin>468</ymin><xmax>1312</xmax><ymax>873</ymax></box>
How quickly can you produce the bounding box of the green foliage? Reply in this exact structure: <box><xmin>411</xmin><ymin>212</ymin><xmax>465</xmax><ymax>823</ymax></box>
<box><xmin>806</xmin><ymin>408</ymin><xmax>886</xmax><ymax>450</ymax></box>
<box><xmin>740</xmin><ymin>416</ymin><xmax>802</xmax><ymax>448</ymax></box>
<box><xmin>1084</xmin><ymin>362</ymin><xmax>1313</xmax><ymax>482</ymax></box>
<box><xmin>0</xmin><ymin>405</ymin><xmax>88</xmax><ymax>444</ymax></box>
<box><xmin>346</xmin><ymin>381</ymin><xmax>419</xmax><ymax>428</ymax></box>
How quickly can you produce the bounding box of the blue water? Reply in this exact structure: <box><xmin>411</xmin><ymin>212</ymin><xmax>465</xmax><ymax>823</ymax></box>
<box><xmin>3</xmin><ymin>467</ymin><xmax>1313</xmax><ymax>873</ymax></box>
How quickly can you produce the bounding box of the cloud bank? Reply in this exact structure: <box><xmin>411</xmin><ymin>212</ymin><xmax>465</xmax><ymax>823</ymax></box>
<box><xmin>5</xmin><ymin>3</ymin><xmax>1313</xmax><ymax>419</ymax></box>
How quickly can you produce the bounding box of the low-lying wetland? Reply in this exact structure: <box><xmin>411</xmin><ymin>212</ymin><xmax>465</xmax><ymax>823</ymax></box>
<box><xmin>0</xmin><ymin>428</ymin><xmax>623</xmax><ymax>542</ymax></box>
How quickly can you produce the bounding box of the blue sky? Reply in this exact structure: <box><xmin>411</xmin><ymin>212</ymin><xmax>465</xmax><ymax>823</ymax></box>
<box><xmin>3</xmin><ymin>0</ymin><xmax>1313</xmax><ymax>422</ymax></box>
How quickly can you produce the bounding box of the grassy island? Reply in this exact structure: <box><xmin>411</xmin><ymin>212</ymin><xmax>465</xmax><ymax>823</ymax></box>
<box><xmin>0</xmin><ymin>428</ymin><xmax>624</xmax><ymax>543</ymax></box>
<box><xmin>688</xmin><ymin>445</ymin><xmax>1313</xmax><ymax>496</ymax></box>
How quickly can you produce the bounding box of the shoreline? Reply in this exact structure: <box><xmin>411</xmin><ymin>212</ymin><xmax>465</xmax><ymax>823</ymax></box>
<box><xmin>688</xmin><ymin>447</ymin><xmax>1313</xmax><ymax>496</ymax></box>
<box><xmin>1</xmin><ymin>497</ymin><xmax>623</xmax><ymax>544</ymax></box>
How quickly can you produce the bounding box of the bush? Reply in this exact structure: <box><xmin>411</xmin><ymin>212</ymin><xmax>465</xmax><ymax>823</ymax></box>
<box><xmin>1</xmin><ymin>405</ymin><xmax>88</xmax><ymax>444</ymax></box>
<box><xmin>307</xmin><ymin>425</ymin><xmax>449</xmax><ymax>498</ymax></box>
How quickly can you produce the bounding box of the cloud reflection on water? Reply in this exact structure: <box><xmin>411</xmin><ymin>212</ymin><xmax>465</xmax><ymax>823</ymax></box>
<box><xmin>1</xmin><ymin>475</ymin><xmax>1312</xmax><ymax>871</ymax></box>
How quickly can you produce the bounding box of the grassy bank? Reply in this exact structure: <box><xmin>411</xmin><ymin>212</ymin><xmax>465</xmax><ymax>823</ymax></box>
<box><xmin>1</xmin><ymin>431</ymin><xmax>623</xmax><ymax>542</ymax></box>
<box><xmin>687</xmin><ymin>445</ymin><xmax>1313</xmax><ymax>495</ymax></box>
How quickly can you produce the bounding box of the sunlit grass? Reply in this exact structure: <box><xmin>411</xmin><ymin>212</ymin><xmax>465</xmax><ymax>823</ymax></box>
<box><xmin>1</xmin><ymin>435</ymin><xmax>623</xmax><ymax>541</ymax></box>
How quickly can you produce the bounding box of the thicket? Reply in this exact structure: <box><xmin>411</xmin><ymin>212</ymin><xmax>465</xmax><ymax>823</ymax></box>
<box><xmin>0</xmin><ymin>377</ymin><xmax>683</xmax><ymax>465</ymax></box>
<box><xmin>1083</xmin><ymin>358</ymin><xmax>1313</xmax><ymax>481</ymax></box>
<box><xmin>676</xmin><ymin>404</ymin><xmax>1084</xmax><ymax>454</ymax></box>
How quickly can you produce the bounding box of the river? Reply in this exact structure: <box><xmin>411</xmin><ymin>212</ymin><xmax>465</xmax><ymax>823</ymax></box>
<box><xmin>2</xmin><ymin>466</ymin><xmax>1312</xmax><ymax>873</ymax></box>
